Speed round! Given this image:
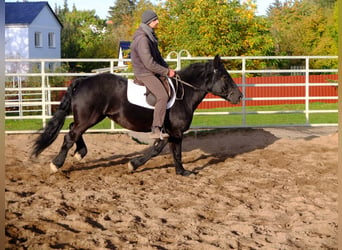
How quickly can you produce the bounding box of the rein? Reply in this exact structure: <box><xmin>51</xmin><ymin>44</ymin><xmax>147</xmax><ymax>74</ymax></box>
<box><xmin>171</xmin><ymin>71</ymin><xmax>225</xmax><ymax>100</ymax></box>
<box><xmin>172</xmin><ymin>74</ymin><xmax>206</xmax><ymax>100</ymax></box>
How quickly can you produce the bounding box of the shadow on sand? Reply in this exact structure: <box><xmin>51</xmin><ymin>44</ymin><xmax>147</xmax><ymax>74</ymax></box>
<box><xmin>65</xmin><ymin>128</ymin><xmax>279</xmax><ymax>175</ymax></box>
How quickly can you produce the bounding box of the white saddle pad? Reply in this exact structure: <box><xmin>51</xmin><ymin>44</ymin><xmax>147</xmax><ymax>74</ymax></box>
<box><xmin>127</xmin><ymin>78</ymin><xmax>176</xmax><ymax>109</ymax></box>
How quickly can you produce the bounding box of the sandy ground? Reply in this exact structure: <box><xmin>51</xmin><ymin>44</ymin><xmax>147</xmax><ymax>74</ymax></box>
<box><xmin>5</xmin><ymin>127</ymin><xmax>338</xmax><ymax>249</ymax></box>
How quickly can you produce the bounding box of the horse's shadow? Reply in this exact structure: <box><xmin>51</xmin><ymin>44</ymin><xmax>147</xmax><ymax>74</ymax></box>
<box><xmin>65</xmin><ymin>128</ymin><xmax>279</xmax><ymax>174</ymax></box>
<box><xmin>180</xmin><ymin>128</ymin><xmax>279</xmax><ymax>173</ymax></box>
<box><xmin>64</xmin><ymin>152</ymin><xmax>140</xmax><ymax>173</ymax></box>
<box><xmin>184</xmin><ymin>128</ymin><xmax>278</xmax><ymax>154</ymax></box>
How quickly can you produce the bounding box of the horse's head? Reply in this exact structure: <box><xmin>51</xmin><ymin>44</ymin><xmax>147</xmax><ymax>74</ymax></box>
<box><xmin>209</xmin><ymin>55</ymin><xmax>242</xmax><ymax>104</ymax></box>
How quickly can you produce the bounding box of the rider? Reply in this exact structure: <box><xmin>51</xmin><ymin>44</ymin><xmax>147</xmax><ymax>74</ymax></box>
<box><xmin>130</xmin><ymin>9</ymin><xmax>176</xmax><ymax>139</ymax></box>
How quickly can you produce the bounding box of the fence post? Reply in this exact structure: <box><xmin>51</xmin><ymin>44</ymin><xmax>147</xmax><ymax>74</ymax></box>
<box><xmin>41</xmin><ymin>60</ymin><xmax>46</xmax><ymax>127</ymax></box>
<box><xmin>305</xmin><ymin>57</ymin><xmax>310</xmax><ymax>125</ymax></box>
<box><xmin>241</xmin><ymin>57</ymin><xmax>246</xmax><ymax>127</ymax></box>
<box><xmin>18</xmin><ymin>76</ymin><xmax>23</xmax><ymax>117</ymax></box>
<box><xmin>47</xmin><ymin>82</ymin><xmax>51</xmax><ymax>116</ymax></box>
<box><xmin>178</xmin><ymin>50</ymin><xmax>191</xmax><ymax>70</ymax></box>
<box><xmin>110</xmin><ymin>60</ymin><xmax>114</xmax><ymax>74</ymax></box>
<box><xmin>110</xmin><ymin>59</ymin><xmax>115</xmax><ymax>131</ymax></box>
<box><xmin>166</xmin><ymin>51</ymin><xmax>178</xmax><ymax>70</ymax></box>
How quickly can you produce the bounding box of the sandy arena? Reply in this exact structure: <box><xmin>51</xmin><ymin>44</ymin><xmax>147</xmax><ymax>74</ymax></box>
<box><xmin>5</xmin><ymin>127</ymin><xmax>338</xmax><ymax>249</ymax></box>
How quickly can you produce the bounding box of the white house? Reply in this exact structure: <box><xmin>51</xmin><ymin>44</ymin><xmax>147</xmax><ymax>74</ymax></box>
<box><xmin>5</xmin><ymin>1</ymin><xmax>62</xmax><ymax>73</ymax></box>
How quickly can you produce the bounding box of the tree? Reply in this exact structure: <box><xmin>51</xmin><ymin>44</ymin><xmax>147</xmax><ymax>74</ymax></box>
<box><xmin>268</xmin><ymin>0</ymin><xmax>338</xmax><ymax>68</ymax></box>
<box><xmin>271</xmin><ymin>1</ymin><xmax>326</xmax><ymax>55</ymax></box>
<box><xmin>56</xmin><ymin>1</ymin><xmax>111</xmax><ymax>71</ymax></box>
<box><xmin>155</xmin><ymin>0</ymin><xmax>274</xmax><ymax>60</ymax></box>
<box><xmin>312</xmin><ymin>0</ymin><xmax>336</xmax><ymax>9</ymax></box>
<box><xmin>108</xmin><ymin>0</ymin><xmax>137</xmax><ymax>26</ymax></box>
<box><xmin>266</xmin><ymin>0</ymin><xmax>283</xmax><ymax>16</ymax></box>
<box><xmin>53</xmin><ymin>0</ymin><xmax>338</xmax><ymax>72</ymax></box>
<box><xmin>311</xmin><ymin>1</ymin><xmax>338</xmax><ymax>68</ymax></box>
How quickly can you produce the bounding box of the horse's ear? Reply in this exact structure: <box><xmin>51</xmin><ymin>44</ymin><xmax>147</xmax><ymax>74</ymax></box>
<box><xmin>213</xmin><ymin>55</ymin><xmax>222</xmax><ymax>69</ymax></box>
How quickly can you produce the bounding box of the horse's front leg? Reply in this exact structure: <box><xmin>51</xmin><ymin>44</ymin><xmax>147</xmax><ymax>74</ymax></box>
<box><xmin>168</xmin><ymin>136</ymin><xmax>196</xmax><ymax>176</ymax></box>
<box><xmin>128</xmin><ymin>139</ymin><xmax>168</xmax><ymax>172</ymax></box>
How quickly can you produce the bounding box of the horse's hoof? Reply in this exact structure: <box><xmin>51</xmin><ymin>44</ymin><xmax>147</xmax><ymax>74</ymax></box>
<box><xmin>127</xmin><ymin>162</ymin><xmax>135</xmax><ymax>173</ymax></box>
<box><xmin>177</xmin><ymin>169</ymin><xmax>197</xmax><ymax>177</ymax></box>
<box><xmin>50</xmin><ymin>162</ymin><xmax>59</xmax><ymax>173</ymax></box>
<box><xmin>74</xmin><ymin>152</ymin><xmax>82</xmax><ymax>161</ymax></box>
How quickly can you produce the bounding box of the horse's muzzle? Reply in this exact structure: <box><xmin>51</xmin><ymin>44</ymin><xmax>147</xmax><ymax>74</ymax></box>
<box><xmin>228</xmin><ymin>90</ymin><xmax>243</xmax><ymax>104</ymax></box>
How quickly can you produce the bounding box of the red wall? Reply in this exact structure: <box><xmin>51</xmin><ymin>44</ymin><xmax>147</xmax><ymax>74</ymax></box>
<box><xmin>197</xmin><ymin>74</ymin><xmax>338</xmax><ymax>109</ymax></box>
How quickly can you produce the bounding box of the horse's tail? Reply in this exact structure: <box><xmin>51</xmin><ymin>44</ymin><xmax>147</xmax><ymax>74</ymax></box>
<box><xmin>32</xmin><ymin>79</ymin><xmax>79</xmax><ymax>157</ymax></box>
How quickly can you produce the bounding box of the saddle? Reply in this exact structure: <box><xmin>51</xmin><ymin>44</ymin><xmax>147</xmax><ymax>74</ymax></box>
<box><xmin>127</xmin><ymin>77</ymin><xmax>176</xmax><ymax>109</ymax></box>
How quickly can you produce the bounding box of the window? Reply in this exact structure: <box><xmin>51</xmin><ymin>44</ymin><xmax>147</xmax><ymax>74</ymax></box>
<box><xmin>34</xmin><ymin>32</ymin><xmax>42</xmax><ymax>47</ymax></box>
<box><xmin>48</xmin><ymin>63</ymin><xmax>55</xmax><ymax>71</ymax></box>
<box><xmin>48</xmin><ymin>32</ymin><xmax>55</xmax><ymax>48</ymax></box>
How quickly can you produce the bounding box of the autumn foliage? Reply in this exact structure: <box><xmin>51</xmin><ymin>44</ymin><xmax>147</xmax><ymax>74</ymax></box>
<box><xmin>56</xmin><ymin>0</ymin><xmax>337</xmax><ymax>69</ymax></box>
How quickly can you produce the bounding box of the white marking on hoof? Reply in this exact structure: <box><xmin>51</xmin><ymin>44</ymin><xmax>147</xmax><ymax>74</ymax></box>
<box><xmin>74</xmin><ymin>152</ymin><xmax>82</xmax><ymax>161</ymax></box>
<box><xmin>127</xmin><ymin>162</ymin><xmax>134</xmax><ymax>173</ymax></box>
<box><xmin>50</xmin><ymin>162</ymin><xmax>59</xmax><ymax>173</ymax></box>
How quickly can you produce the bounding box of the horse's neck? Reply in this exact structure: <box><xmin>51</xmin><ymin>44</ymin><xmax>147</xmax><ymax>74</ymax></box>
<box><xmin>176</xmin><ymin>62</ymin><xmax>214</xmax><ymax>110</ymax></box>
<box><xmin>177</xmin><ymin>73</ymin><xmax>208</xmax><ymax>111</ymax></box>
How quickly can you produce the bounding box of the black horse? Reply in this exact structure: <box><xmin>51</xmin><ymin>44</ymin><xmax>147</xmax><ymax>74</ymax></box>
<box><xmin>32</xmin><ymin>55</ymin><xmax>242</xmax><ymax>176</ymax></box>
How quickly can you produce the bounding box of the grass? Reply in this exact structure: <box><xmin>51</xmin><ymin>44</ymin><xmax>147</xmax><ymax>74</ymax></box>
<box><xmin>5</xmin><ymin>118</ymin><xmax>114</xmax><ymax>131</ymax></box>
<box><xmin>192</xmin><ymin>102</ymin><xmax>338</xmax><ymax>127</ymax></box>
<box><xmin>5</xmin><ymin>102</ymin><xmax>338</xmax><ymax>131</ymax></box>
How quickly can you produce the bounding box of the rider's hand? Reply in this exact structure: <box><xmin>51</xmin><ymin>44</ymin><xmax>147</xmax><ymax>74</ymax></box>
<box><xmin>168</xmin><ymin>69</ymin><xmax>176</xmax><ymax>77</ymax></box>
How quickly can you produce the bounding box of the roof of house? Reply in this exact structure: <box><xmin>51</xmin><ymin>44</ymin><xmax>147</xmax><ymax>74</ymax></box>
<box><xmin>5</xmin><ymin>1</ymin><xmax>62</xmax><ymax>27</ymax></box>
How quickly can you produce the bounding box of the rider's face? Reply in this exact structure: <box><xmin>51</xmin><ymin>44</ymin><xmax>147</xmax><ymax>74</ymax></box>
<box><xmin>149</xmin><ymin>19</ymin><xmax>159</xmax><ymax>29</ymax></box>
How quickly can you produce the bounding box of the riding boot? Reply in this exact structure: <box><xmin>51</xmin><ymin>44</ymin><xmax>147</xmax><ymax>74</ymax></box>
<box><xmin>150</xmin><ymin>126</ymin><xmax>169</xmax><ymax>140</ymax></box>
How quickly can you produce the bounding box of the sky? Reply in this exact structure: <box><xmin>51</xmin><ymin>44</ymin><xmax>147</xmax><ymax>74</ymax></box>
<box><xmin>6</xmin><ymin>0</ymin><xmax>276</xmax><ymax>19</ymax></box>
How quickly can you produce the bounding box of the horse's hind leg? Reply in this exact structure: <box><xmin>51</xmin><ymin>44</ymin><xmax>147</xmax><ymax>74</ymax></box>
<box><xmin>50</xmin><ymin>122</ymin><xmax>89</xmax><ymax>172</ymax></box>
<box><xmin>50</xmin><ymin>130</ymin><xmax>78</xmax><ymax>173</ymax></box>
<box><xmin>68</xmin><ymin>123</ymin><xmax>87</xmax><ymax>161</ymax></box>
<box><xmin>50</xmin><ymin>112</ymin><xmax>105</xmax><ymax>172</ymax></box>
<box><xmin>73</xmin><ymin>135</ymin><xmax>87</xmax><ymax>161</ymax></box>
<box><xmin>128</xmin><ymin>139</ymin><xmax>168</xmax><ymax>172</ymax></box>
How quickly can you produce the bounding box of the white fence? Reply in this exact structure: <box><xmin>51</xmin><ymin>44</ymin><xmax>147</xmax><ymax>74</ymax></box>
<box><xmin>5</xmin><ymin>54</ymin><xmax>338</xmax><ymax>134</ymax></box>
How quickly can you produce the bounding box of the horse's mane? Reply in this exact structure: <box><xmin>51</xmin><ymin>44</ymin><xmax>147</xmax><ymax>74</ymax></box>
<box><xmin>178</xmin><ymin>60</ymin><xmax>213</xmax><ymax>84</ymax></box>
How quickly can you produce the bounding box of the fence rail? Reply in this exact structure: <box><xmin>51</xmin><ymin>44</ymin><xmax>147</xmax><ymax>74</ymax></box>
<box><xmin>5</xmin><ymin>55</ymin><xmax>338</xmax><ymax>133</ymax></box>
